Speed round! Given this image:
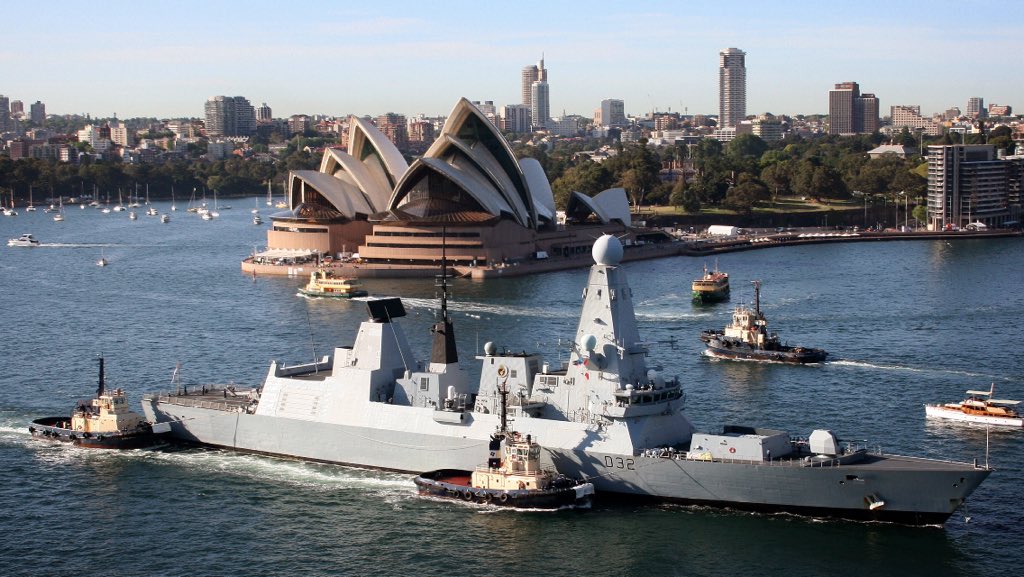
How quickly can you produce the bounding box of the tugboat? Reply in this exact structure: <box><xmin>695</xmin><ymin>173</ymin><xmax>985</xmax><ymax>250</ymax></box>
<box><xmin>29</xmin><ymin>357</ymin><xmax>158</xmax><ymax>449</ymax></box>
<box><xmin>298</xmin><ymin>268</ymin><xmax>368</xmax><ymax>299</ymax></box>
<box><xmin>692</xmin><ymin>261</ymin><xmax>730</xmax><ymax>303</ymax></box>
<box><xmin>925</xmin><ymin>384</ymin><xmax>1023</xmax><ymax>428</ymax></box>
<box><xmin>414</xmin><ymin>388</ymin><xmax>595</xmax><ymax>509</ymax></box>
<box><xmin>700</xmin><ymin>280</ymin><xmax>827</xmax><ymax>363</ymax></box>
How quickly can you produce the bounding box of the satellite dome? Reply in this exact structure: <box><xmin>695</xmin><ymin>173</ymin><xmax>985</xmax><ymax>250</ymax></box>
<box><xmin>592</xmin><ymin>235</ymin><xmax>623</xmax><ymax>265</ymax></box>
<box><xmin>581</xmin><ymin>333</ymin><xmax>598</xmax><ymax>352</ymax></box>
<box><xmin>483</xmin><ymin>342</ymin><xmax>496</xmax><ymax>356</ymax></box>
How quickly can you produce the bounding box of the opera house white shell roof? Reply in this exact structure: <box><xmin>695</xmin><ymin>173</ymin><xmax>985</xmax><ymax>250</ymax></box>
<box><xmin>286</xmin><ymin>98</ymin><xmax>628</xmax><ymax>228</ymax></box>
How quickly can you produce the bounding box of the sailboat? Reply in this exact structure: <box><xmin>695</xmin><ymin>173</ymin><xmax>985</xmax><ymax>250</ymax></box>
<box><xmin>170</xmin><ymin>185</ymin><xmax>178</xmax><ymax>211</ymax></box>
<box><xmin>26</xmin><ymin>186</ymin><xmax>36</xmax><ymax>212</ymax></box>
<box><xmin>53</xmin><ymin>198</ymin><xmax>65</xmax><ymax>222</ymax></box>
<box><xmin>145</xmin><ymin>185</ymin><xmax>158</xmax><ymax>216</ymax></box>
<box><xmin>209</xmin><ymin>190</ymin><xmax>220</xmax><ymax>218</ymax></box>
<box><xmin>266</xmin><ymin>180</ymin><xmax>273</xmax><ymax>206</ymax></box>
<box><xmin>113</xmin><ymin>188</ymin><xmax>125</xmax><ymax>212</ymax></box>
<box><xmin>97</xmin><ymin>249</ymin><xmax>108</xmax><ymax>267</ymax></box>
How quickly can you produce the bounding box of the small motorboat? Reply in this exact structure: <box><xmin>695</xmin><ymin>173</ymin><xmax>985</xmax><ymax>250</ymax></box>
<box><xmin>8</xmin><ymin>233</ymin><xmax>40</xmax><ymax>247</ymax></box>
<box><xmin>28</xmin><ymin>356</ymin><xmax>160</xmax><ymax>449</ymax></box>
<box><xmin>414</xmin><ymin>388</ymin><xmax>594</xmax><ymax>509</ymax></box>
<box><xmin>926</xmin><ymin>384</ymin><xmax>1022</xmax><ymax>428</ymax></box>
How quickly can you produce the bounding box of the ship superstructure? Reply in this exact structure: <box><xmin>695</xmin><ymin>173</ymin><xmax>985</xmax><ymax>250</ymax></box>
<box><xmin>143</xmin><ymin>235</ymin><xmax>990</xmax><ymax>524</ymax></box>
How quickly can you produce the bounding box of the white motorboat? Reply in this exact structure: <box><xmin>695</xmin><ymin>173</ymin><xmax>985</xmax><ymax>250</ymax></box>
<box><xmin>8</xmin><ymin>233</ymin><xmax>40</xmax><ymax>247</ymax></box>
<box><xmin>926</xmin><ymin>384</ymin><xmax>1023</xmax><ymax>428</ymax></box>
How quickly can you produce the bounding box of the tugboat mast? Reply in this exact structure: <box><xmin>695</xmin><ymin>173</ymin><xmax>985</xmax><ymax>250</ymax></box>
<box><xmin>96</xmin><ymin>355</ymin><xmax>105</xmax><ymax>398</ymax></box>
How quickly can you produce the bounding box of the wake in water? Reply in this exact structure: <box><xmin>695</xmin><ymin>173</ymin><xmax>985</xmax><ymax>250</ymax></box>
<box><xmin>828</xmin><ymin>359</ymin><xmax>1014</xmax><ymax>381</ymax></box>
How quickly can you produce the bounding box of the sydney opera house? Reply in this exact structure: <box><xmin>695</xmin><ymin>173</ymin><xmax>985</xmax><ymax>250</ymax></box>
<box><xmin>245</xmin><ymin>98</ymin><xmax>666</xmax><ymax>277</ymax></box>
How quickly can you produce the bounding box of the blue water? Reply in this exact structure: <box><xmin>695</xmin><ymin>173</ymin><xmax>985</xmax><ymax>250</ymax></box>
<box><xmin>1</xmin><ymin>203</ymin><xmax>1022</xmax><ymax>576</ymax></box>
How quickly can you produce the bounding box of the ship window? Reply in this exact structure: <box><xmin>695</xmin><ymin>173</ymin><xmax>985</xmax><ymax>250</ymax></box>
<box><xmin>420</xmin><ymin>377</ymin><xmax>430</xmax><ymax>390</ymax></box>
<box><xmin>510</xmin><ymin>370</ymin><xmax>518</xmax><ymax>378</ymax></box>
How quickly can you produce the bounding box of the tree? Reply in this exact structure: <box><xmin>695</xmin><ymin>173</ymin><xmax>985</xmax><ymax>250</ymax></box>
<box><xmin>550</xmin><ymin>160</ymin><xmax>613</xmax><ymax>209</ymax></box>
<box><xmin>726</xmin><ymin>134</ymin><xmax>768</xmax><ymax>161</ymax></box>
<box><xmin>723</xmin><ymin>175</ymin><xmax>769</xmax><ymax>215</ymax></box>
<box><xmin>669</xmin><ymin>177</ymin><xmax>700</xmax><ymax>214</ymax></box>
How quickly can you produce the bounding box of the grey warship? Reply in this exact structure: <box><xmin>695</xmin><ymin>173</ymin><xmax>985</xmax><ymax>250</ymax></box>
<box><xmin>142</xmin><ymin>235</ymin><xmax>990</xmax><ymax>525</ymax></box>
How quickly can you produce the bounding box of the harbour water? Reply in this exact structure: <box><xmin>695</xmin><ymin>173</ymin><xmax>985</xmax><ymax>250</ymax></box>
<box><xmin>1</xmin><ymin>202</ymin><xmax>1021</xmax><ymax>576</ymax></box>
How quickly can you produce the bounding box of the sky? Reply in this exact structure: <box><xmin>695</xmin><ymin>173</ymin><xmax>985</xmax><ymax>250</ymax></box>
<box><xmin>3</xmin><ymin>0</ymin><xmax>1021</xmax><ymax>121</ymax></box>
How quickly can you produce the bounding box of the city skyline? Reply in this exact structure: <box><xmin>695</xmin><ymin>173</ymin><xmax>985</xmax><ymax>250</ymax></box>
<box><xmin>4</xmin><ymin>0</ymin><xmax>1023</xmax><ymax>121</ymax></box>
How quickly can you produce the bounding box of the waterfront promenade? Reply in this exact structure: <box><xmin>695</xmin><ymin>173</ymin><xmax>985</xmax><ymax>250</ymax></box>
<box><xmin>242</xmin><ymin>227</ymin><xmax>1022</xmax><ymax>279</ymax></box>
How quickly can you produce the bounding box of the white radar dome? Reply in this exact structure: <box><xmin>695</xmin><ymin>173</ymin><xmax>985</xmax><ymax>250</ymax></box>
<box><xmin>483</xmin><ymin>342</ymin><xmax>496</xmax><ymax>356</ymax></box>
<box><xmin>592</xmin><ymin>234</ymin><xmax>623</xmax><ymax>266</ymax></box>
<box><xmin>581</xmin><ymin>333</ymin><xmax>598</xmax><ymax>352</ymax></box>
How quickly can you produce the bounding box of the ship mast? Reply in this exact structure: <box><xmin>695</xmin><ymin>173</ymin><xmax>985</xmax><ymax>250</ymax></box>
<box><xmin>96</xmin><ymin>355</ymin><xmax>106</xmax><ymax>398</ymax></box>
<box><xmin>752</xmin><ymin>280</ymin><xmax>761</xmax><ymax>317</ymax></box>
<box><xmin>430</xmin><ymin>227</ymin><xmax>458</xmax><ymax>365</ymax></box>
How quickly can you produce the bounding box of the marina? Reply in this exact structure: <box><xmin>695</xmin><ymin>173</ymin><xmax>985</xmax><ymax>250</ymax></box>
<box><xmin>1</xmin><ymin>198</ymin><xmax>1022</xmax><ymax>576</ymax></box>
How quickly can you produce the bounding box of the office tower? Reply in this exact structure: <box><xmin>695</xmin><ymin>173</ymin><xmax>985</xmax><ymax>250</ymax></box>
<box><xmin>718</xmin><ymin>48</ymin><xmax>746</xmax><ymax>128</ymax></box>
<box><xmin>521</xmin><ymin>56</ymin><xmax>547</xmax><ymax>107</ymax></box>
<box><xmin>859</xmin><ymin>93</ymin><xmax>879</xmax><ymax>133</ymax></box>
<box><xmin>530</xmin><ymin>80</ymin><xmax>550</xmax><ymax>130</ymax></box>
<box><xmin>0</xmin><ymin>95</ymin><xmax>8</xmax><ymax>132</ymax></box>
<box><xmin>204</xmin><ymin>96</ymin><xmax>256</xmax><ymax>137</ymax></box>
<box><xmin>30</xmin><ymin>101</ymin><xmax>46</xmax><ymax>125</ymax></box>
<box><xmin>11</xmin><ymin>100</ymin><xmax>24</xmax><ymax>115</ymax></box>
<box><xmin>967</xmin><ymin>97</ymin><xmax>984</xmax><ymax>118</ymax></box>
<box><xmin>599</xmin><ymin>99</ymin><xmax>626</xmax><ymax>127</ymax></box>
<box><xmin>828</xmin><ymin>82</ymin><xmax>879</xmax><ymax>135</ymax></box>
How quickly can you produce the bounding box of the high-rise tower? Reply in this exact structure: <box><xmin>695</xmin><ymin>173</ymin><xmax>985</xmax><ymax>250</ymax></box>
<box><xmin>828</xmin><ymin>82</ymin><xmax>879</xmax><ymax>135</ymax></box>
<box><xmin>521</xmin><ymin>57</ymin><xmax>547</xmax><ymax>105</ymax></box>
<box><xmin>718</xmin><ymin>48</ymin><xmax>746</xmax><ymax>129</ymax></box>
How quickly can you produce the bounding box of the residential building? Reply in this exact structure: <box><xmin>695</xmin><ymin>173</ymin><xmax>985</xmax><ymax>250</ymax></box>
<box><xmin>288</xmin><ymin>115</ymin><xmax>311</xmax><ymax>135</ymax></box>
<box><xmin>108</xmin><ymin>118</ymin><xmax>130</xmax><ymax>147</ymax></box>
<box><xmin>471</xmin><ymin>100</ymin><xmax>498</xmax><ymax>125</ymax></box>
<box><xmin>0</xmin><ymin>95</ymin><xmax>8</xmax><ymax>132</ymax></box>
<box><xmin>376</xmin><ymin>113</ymin><xmax>408</xmax><ymax>149</ymax></box>
<box><xmin>926</xmin><ymin>144</ymin><xmax>1014</xmax><ymax>229</ymax></box>
<box><xmin>828</xmin><ymin>82</ymin><xmax>879</xmax><ymax>134</ymax></box>
<box><xmin>718</xmin><ymin>48</ymin><xmax>746</xmax><ymax>129</ymax></box>
<box><xmin>257</xmin><ymin>102</ymin><xmax>273</xmax><ymax>123</ymax></box>
<box><xmin>204</xmin><ymin>96</ymin><xmax>256</xmax><ymax>137</ymax></box>
<box><xmin>30</xmin><ymin>101</ymin><xmax>45</xmax><ymax>125</ymax></box>
<box><xmin>408</xmin><ymin>118</ymin><xmax>435</xmax><ymax>143</ymax></box>
<box><xmin>988</xmin><ymin>104</ymin><xmax>1012</xmax><ymax>117</ymax></box>
<box><xmin>10</xmin><ymin>100</ymin><xmax>24</xmax><ymax>116</ymax></box>
<box><xmin>966</xmin><ymin>97</ymin><xmax>984</xmax><ymax>118</ymax></box>
<box><xmin>891</xmin><ymin>105</ymin><xmax>941</xmax><ymax>136</ymax></box>
<box><xmin>501</xmin><ymin>104</ymin><xmax>531</xmax><ymax>134</ymax></box>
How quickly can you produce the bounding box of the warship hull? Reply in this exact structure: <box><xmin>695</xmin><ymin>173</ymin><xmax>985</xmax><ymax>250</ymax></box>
<box><xmin>142</xmin><ymin>392</ymin><xmax>988</xmax><ymax>525</ymax></box>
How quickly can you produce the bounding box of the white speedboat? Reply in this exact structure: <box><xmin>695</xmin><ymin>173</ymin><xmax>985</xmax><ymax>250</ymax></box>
<box><xmin>8</xmin><ymin>233</ymin><xmax>40</xmax><ymax>247</ymax></box>
<box><xmin>161</xmin><ymin>214</ymin><xmax>170</xmax><ymax>223</ymax></box>
<box><xmin>926</xmin><ymin>384</ymin><xmax>1023</xmax><ymax>428</ymax></box>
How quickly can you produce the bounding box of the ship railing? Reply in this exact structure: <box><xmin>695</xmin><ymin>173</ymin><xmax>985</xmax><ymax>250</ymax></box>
<box><xmin>644</xmin><ymin>448</ymin><xmax>858</xmax><ymax>468</ymax></box>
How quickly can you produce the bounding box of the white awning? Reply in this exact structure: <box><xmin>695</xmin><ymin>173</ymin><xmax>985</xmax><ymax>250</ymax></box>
<box><xmin>254</xmin><ymin>248</ymin><xmax>317</xmax><ymax>259</ymax></box>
